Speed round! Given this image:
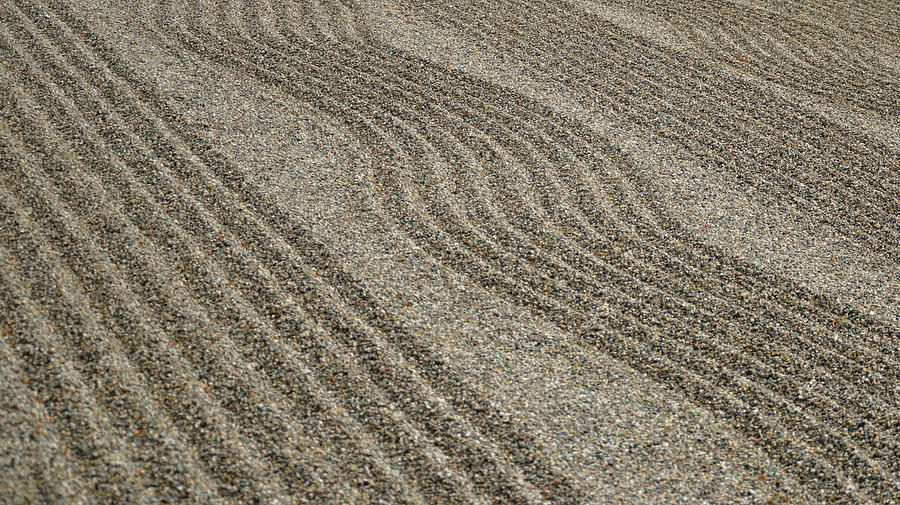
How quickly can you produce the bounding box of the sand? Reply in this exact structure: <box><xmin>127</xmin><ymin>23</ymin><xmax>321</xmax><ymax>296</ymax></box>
<box><xmin>1</xmin><ymin>0</ymin><xmax>898</xmax><ymax>503</ymax></box>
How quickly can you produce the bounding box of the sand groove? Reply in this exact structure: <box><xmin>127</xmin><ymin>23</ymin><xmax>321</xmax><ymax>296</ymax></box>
<box><xmin>2</xmin><ymin>0</ymin><xmax>898</xmax><ymax>503</ymax></box>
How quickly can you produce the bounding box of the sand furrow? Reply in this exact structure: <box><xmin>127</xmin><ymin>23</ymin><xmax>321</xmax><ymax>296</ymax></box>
<box><xmin>2</xmin><ymin>0</ymin><xmax>898</xmax><ymax>503</ymax></box>
<box><xmin>0</xmin><ymin>186</ymin><xmax>223</xmax><ymax>504</ymax></box>
<box><xmin>396</xmin><ymin>0</ymin><xmax>900</xmax><ymax>245</ymax></box>
<box><xmin>153</xmin><ymin>2</ymin><xmax>900</xmax><ymax>496</ymax></box>
<box><xmin>88</xmin><ymin>13</ymin><xmax>596</xmax><ymax>502</ymax></box>
<box><xmin>211</xmin><ymin>6</ymin><xmax>900</xmax><ymax>496</ymax></box>
<box><xmin>12</xmin><ymin>2</ymin><xmax>584</xmax><ymax>500</ymax></box>
<box><xmin>2</xmin><ymin>11</ymin><xmax>460</xmax><ymax>502</ymax></box>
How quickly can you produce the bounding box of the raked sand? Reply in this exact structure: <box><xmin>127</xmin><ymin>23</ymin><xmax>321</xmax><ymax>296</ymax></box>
<box><xmin>1</xmin><ymin>0</ymin><xmax>899</xmax><ymax>503</ymax></box>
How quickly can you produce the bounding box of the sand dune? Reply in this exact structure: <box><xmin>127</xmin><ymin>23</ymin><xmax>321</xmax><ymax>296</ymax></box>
<box><xmin>1</xmin><ymin>0</ymin><xmax>898</xmax><ymax>503</ymax></box>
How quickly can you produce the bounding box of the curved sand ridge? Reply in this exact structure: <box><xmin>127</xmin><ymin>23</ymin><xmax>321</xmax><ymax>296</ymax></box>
<box><xmin>1</xmin><ymin>0</ymin><xmax>898</xmax><ymax>503</ymax></box>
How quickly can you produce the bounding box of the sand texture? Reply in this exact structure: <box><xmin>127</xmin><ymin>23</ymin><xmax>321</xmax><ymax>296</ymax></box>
<box><xmin>1</xmin><ymin>0</ymin><xmax>899</xmax><ymax>503</ymax></box>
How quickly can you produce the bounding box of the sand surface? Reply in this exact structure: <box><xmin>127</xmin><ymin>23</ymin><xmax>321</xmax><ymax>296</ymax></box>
<box><xmin>1</xmin><ymin>0</ymin><xmax>899</xmax><ymax>503</ymax></box>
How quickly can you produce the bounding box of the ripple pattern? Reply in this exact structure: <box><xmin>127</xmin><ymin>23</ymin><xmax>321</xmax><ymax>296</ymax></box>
<box><xmin>1</xmin><ymin>0</ymin><xmax>898</xmax><ymax>503</ymax></box>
